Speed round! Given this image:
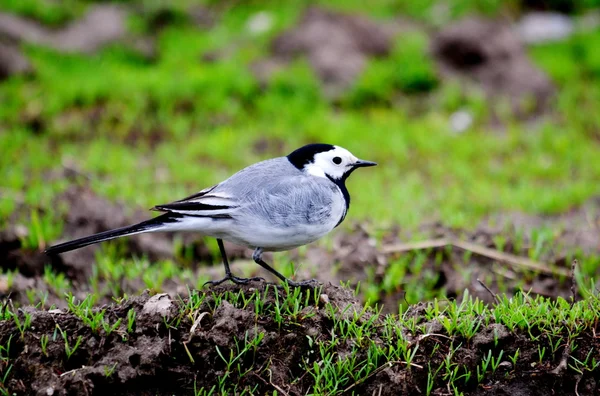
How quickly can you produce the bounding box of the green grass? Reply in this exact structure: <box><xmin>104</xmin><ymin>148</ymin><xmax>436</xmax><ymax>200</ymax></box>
<box><xmin>1</xmin><ymin>1</ymin><xmax>600</xmax><ymax>309</ymax></box>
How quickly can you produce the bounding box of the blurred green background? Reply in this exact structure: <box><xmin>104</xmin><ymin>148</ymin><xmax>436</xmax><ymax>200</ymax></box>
<box><xmin>1</xmin><ymin>0</ymin><xmax>599</xmax><ymax>308</ymax></box>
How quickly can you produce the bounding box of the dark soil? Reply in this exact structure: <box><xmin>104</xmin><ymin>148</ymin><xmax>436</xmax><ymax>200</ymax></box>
<box><xmin>1</xmin><ymin>284</ymin><xmax>598</xmax><ymax>395</ymax></box>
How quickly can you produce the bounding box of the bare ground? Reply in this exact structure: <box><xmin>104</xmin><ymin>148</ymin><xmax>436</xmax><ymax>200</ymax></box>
<box><xmin>1</xmin><ymin>284</ymin><xmax>599</xmax><ymax>395</ymax></box>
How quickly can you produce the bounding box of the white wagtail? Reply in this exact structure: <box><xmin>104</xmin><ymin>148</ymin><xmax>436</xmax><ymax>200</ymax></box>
<box><xmin>45</xmin><ymin>143</ymin><xmax>376</xmax><ymax>286</ymax></box>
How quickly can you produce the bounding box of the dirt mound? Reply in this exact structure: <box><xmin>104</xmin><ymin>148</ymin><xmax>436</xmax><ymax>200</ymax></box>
<box><xmin>0</xmin><ymin>5</ymin><xmax>127</xmax><ymax>54</ymax></box>
<box><xmin>0</xmin><ymin>4</ymin><xmax>155</xmax><ymax>79</ymax></box>
<box><xmin>1</xmin><ymin>284</ymin><xmax>598</xmax><ymax>395</ymax></box>
<box><xmin>43</xmin><ymin>187</ymin><xmax>174</xmax><ymax>279</ymax></box>
<box><xmin>0</xmin><ymin>284</ymin><xmax>353</xmax><ymax>394</ymax></box>
<box><xmin>0</xmin><ymin>41</ymin><xmax>32</xmax><ymax>80</ymax></box>
<box><xmin>431</xmin><ymin>17</ymin><xmax>555</xmax><ymax>118</ymax></box>
<box><xmin>254</xmin><ymin>6</ymin><xmax>392</xmax><ymax>97</ymax></box>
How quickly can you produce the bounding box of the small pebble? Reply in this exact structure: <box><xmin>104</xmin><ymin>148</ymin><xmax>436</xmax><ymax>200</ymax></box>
<box><xmin>142</xmin><ymin>293</ymin><xmax>172</xmax><ymax>318</ymax></box>
<box><xmin>450</xmin><ymin>110</ymin><xmax>473</xmax><ymax>134</ymax></box>
<box><xmin>247</xmin><ymin>11</ymin><xmax>273</xmax><ymax>35</ymax></box>
<box><xmin>14</xmin><ymin>224</ymin><xmax>28</xmax><ymax>238</ymax></box>
<box><xmin>499</xmin><ymin>361</ymin><xmax>513</xmax><ymax>369</ymax></box>
<box><xmin>517</xmin><ymin>12</ymin><xmax>573</xmax><ymax>44</ymax></box>
<box><xmin>319</xmin><ymin>294</ymin><xmax>330</xmax><ymax>304</ymax></box>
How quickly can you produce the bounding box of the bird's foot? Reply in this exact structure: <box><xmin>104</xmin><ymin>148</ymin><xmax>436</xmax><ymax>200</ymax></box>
<box><xmin>204</xmin><ymin>275</ymin><xmax>265</xmax><ymax>287</ymax></box>
<box><xmin>284</xmin><ymin>278</ymin><xmax>320</xmax><ymax>288</ymax></box>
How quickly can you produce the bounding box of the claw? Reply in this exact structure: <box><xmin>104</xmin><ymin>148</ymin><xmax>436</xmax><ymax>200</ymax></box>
<box><xmin>285</xmin><ymin>278</ymin><xmax>320</xmax><ymax>288</ymax></box>
<box><xmin>203</xmin><ymin>275</ymin><xmax>265</xmax><ymax>287</ymax></box>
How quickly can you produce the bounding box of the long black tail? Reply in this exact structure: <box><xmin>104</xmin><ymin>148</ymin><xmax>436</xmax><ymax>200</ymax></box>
<box><xmin>44</xmin><ymin>213</ymin><xmax>174</xmax><ymax>255</ymax></box>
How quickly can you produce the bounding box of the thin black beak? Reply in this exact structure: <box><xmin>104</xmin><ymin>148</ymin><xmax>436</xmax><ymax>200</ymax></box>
<box><xmin>353</xmin><ymin>159</ymin><xmax>377</xmax><ymax>168</ymax></box>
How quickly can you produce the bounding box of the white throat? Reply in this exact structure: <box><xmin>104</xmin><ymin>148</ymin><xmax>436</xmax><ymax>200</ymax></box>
<box><xmin>304</xmin><ymin>162</ymin><xmax>327</xmax><ymax>178</ymax></box>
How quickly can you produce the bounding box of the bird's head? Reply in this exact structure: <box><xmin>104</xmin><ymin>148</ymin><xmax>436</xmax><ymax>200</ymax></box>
<box><xmin>287</xmin><ymin>143</ymin><xmax>377</xmax><ymax>181</ymax></box>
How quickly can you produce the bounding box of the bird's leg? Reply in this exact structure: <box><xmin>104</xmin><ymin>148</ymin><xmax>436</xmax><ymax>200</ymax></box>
<box><xmin>252</xmin><ymin>248</ymin><xmax>319</xmax><ymax>288</ymax></box>
<box><xmin>204</xmin><ymin>239</ymin><xmax>265</xmax><ymax>287</ymax></box>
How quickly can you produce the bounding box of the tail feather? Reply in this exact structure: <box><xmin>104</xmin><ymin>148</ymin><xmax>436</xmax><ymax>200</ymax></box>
<box><xmin>44</xmin><ymin>213</ymin><xmax>174</xmax><ymax>255</ymax></box>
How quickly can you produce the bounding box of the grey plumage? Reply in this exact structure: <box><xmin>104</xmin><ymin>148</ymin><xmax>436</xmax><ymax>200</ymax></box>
<box><xmin>160</xmin><ymin>158</ymin><xmax>345</xmax><ymax>250</ymax></box>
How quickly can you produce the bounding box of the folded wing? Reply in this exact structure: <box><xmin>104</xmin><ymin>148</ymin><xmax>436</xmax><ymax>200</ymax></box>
<box><xmin>153</xmin><ymin>184</ymin><xmax>238</xmax><ymax>218</ymax></box>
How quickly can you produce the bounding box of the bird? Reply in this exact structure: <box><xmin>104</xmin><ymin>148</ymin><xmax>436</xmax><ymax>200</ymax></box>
<box><xmin>45</xmin><ymin>143</ymin><xmax>377</xmax><ymax>286</ymax></box>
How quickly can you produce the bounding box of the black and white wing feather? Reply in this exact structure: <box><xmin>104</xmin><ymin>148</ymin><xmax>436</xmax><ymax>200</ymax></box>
<box><xmin>152</xmin><ymin>184</ymin><xmax>237</xmax><ymax>218</ymax></box>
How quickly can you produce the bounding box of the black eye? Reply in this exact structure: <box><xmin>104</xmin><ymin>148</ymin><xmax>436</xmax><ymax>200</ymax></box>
<box><xmin>332</xmin><ymin>156</ymin><xmax>342</xmax><ymax>165</ymax></box>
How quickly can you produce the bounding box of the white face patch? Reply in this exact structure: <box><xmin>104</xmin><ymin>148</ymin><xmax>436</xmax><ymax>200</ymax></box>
<box><xmin>305</xmin><ymin>146</ymin><xmax>358</xmax><ymax>180</ymax></box>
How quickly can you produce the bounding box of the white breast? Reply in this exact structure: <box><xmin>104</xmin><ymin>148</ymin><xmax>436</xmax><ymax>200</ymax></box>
<box><xmin>221</xmin><ymin>186</ymin><xmax>346</xmax><ymax>251</ymax></box>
